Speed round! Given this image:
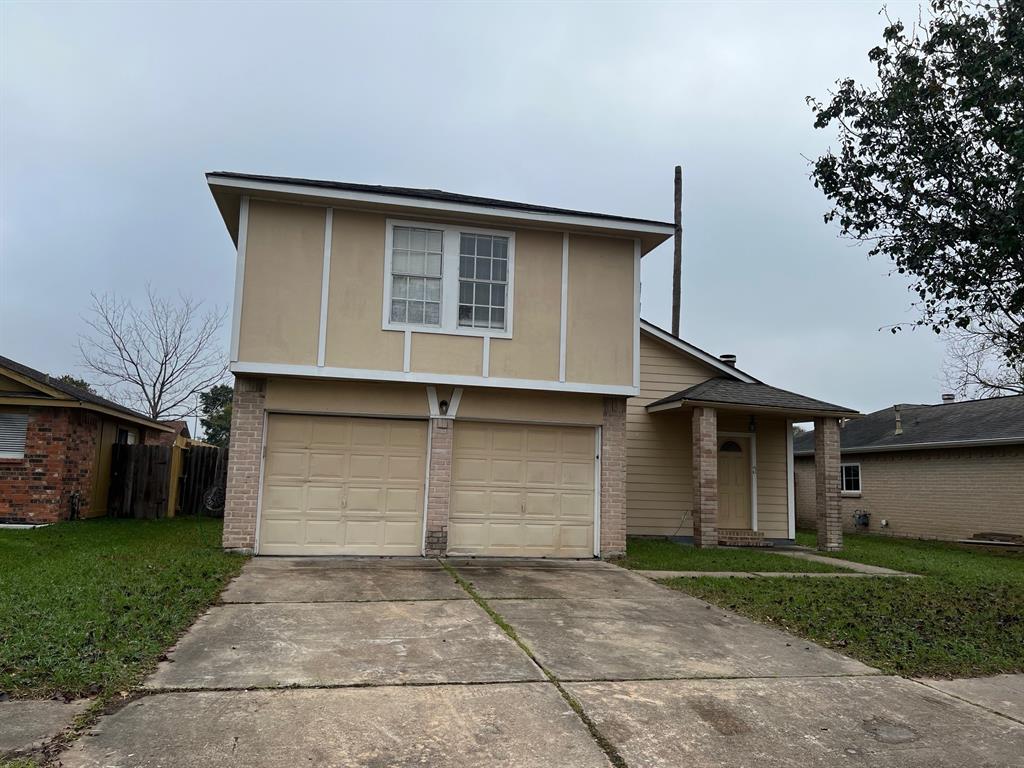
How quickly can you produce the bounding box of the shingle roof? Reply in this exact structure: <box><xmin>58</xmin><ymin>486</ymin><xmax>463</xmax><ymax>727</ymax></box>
<box><xmin>0</xmin><ymin>354</ymin><xmax>167</xmax><ymax>429</ymax></box>
<box><xmin>648</xmin><ymin>377</ymin><xmax>856</xmax><ymax>415</ymax></box>
<box><xmin>793</xmin><ymin>394</ymin><xmax>1024</xmax><ymax>455</ymax></box>
<box><xmin>207</xmin><ymin>172</ymin><xmax>674</xmax><ymax>229</ymax></box>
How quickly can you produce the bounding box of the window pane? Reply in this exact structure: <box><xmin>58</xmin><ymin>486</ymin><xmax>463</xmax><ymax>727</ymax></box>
<box><xmin>426</xmin><ymin>278</ymin><xmax>441</xmax><ymax>302</ymax></box>
<box><xmin>428</xmin><ymin>230</ymin><xmax>443</xmax><ymax>252</ymax></box>
<box><xmin>476</xmin><ymin>236</ymin><xmax>492</xmax><ymax>259</ymax></box>
<box><xmin>460</xmin><ymin>281</ymin><xmax>473</xmax><ymax>303</ymax></box>
<box><xmin>460</xmin><ymin>234</ymin><xmax>475</xmax><ymax>256</ymax></box>
<box><xmin>411</xmin><ymin>229</ymin><xmax>426</xmax><ymax>251</ymax></box>
<box><xmin>394</xmin><ymin>227</ymin><xmax>410</xmax><ymax>249</ymax></box>
<box><xmin>476</xmin><ymin>258</ymin><xmax>491</xmax><ymax>280</ymax></box>
<box><xmin>392</xmin><ymin>276</ymin><xmax>408</xmax><ymax>299</ymax></box>
<box><xmin>474</xmin><ymin>306</ymin><xmax>488</xmax><ymax>325</ymax></box>
<box><xmin>459</xmin><ymin>305</ymin><xmax>472</xmax><ymax>324</ymax></box>
<box><xmin>474</xmin><ymin>283</ymin><xmax>490</xmax><ymax>305</ymax></box>
<box><xmin>424</xmin><ymin>302</ymin><xmax>440</xmax><ymax>325</ymax></box>
<box><xmin>408</xmin><ymin>302</ymin><xmax>425</xmax><ymax>324</ymax></box>
<box><xmin>460</xmin><ymin>255</ymin><xmax>473</xmax><ymax>278</ymax></box>
<box><xmin>493</xmin><ymin>238</ymin><xmax>507</xmax><ymax>260</ymax></box>
<box><xmin>490</xmin><ymin>308</ymin><xmax>505</xmax><ymax>329</ymax></box>
<box><xmin>393</xmin><ymin>251</ymin><xmax>410</xmax><ymax>274</ymax></box>
<box><xmin>492</xmin><ymin>260</ymin><xmax>507</xmax><ymax>282</ymax></box>
<box><xmin>492</xmin><ymin>284</ymin><xmax>505</xmax><ymax>307</ymax></box>
<box><xmin>426</xmin><ymin>253</ymin><xmax>442</xmax><ymax>277</ymax></box>
<box><xmin>391</xmin><ymin>299</ymin><xmax>406</xmax><ymax>323</ymax></box>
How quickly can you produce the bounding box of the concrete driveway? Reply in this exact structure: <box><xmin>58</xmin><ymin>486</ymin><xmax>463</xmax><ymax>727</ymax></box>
<box><xmin>63</xmin><ymin>558</ymin><xmax>1024</xmax><ymax>767</ymax></box>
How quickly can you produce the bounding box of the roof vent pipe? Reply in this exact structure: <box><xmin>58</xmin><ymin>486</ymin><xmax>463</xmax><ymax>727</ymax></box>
<box><xmin>894</xmin><ymin>404</ymin><xmax>903</xmax><ymax>436</ymax></box>
<box><xmin>719</xmin><ymin>354</ymin><xmax>737</xmax><ymax>368</ymax></box>
<box><xmin>942</xmin><ymin>393</ymin><xmax>956</xmax><ymax>404</ymax></box>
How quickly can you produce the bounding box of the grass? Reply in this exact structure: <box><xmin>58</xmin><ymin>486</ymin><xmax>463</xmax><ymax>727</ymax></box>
<box><xmin>0</xmin><ymin>518</ymin><xmax>246</xmax><ymax>700</ymax></box>
<box><xmin>664</xmin><ymin>532</ymin><xmax>1024</xmax><ymax>678</ymax></box>
<box><xmin>620</xmin><ymin>536</ymin><xmax>848</xmax><ymax>573</ymax></box>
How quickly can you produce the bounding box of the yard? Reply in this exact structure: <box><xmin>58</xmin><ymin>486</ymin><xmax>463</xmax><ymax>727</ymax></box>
<box><xmin>661</xmin><ymin>532</ymin><xmax>1024</xmax><ymax>678</ymax></box>
<box><xmin>620</xmin><ymin>536</ymin><xmax>848</xmax><ymax>573</ymax></box>
<box><xmin>0</xmin><ymin>518</ymin><xmax>246</xmax><ymax>700</ymax></box>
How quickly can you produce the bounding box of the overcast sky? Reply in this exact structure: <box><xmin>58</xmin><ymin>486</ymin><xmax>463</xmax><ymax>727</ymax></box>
<box><xmin>1</xmin><ymin>0</ymin><xmax>946</xmax><ymax>416</ymax></box>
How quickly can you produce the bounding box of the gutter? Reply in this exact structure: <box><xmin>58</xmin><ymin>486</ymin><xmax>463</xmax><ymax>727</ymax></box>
<box><xmin>794</xmin><ymin>435</ymin><xmax>1024</xmax><ymax>457</ymax></box>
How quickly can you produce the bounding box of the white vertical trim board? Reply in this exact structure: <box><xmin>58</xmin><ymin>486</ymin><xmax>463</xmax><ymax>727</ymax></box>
<box><xmin>786</xmin><ymin>420</ymin><xmax>796</xmax><ymax>539</ymax></box>
<box><xmin>426</xmin><ymin>386</ymin><xmax>440</xmax><ymax>417</ymax></box>
<box><xmin>316</xmin><ymin>208</ymin><xmax>334</xmax><ymax>367</ymax></box>
<box><xmin>252</xmin><ymin>408</ymin><xmax>269</xmax><ymax>555</ymax></box>
<box><xmin>229</xmin><ymin>196</ymin><xmax>250</xmax><ymax>362</ymax></box>
<box><xmin>482</xmin><ymin>336</ymin><xmax>490</xmax><ymax>378</ymax></box>
<box><xmin>559</xmin><ymin>233</ymin><xmax>569</xmax><ymax>383</ymax></box>
<box><xmin>421</xmin><ymin>422</ymin><xmax>433</xmax><ymax>556</ymax></box>
<box><xmin>632</xmin><ymin>238</ymin><xmax>641</xmax><ymax>389</ymax></box>
<box><xmin>403</xmin><ymin>331</ymin><xmax>412</xmax><ymax>372</ymax></box>
<box><xmin>593</xmin><ymin>426</ymin><xmax>602</xmax><ymax>558</ymax></box>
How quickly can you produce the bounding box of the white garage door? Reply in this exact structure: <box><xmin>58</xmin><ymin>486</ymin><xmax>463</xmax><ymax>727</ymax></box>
<box><xmin>258</xmin><ymin>414</ymin><xmax>427</xmax><ymax>556</ymax></box>
<box><xmin>448</xmin><ymin>422</ymin><xmax>596</xmax><ymax>557</ymax></box>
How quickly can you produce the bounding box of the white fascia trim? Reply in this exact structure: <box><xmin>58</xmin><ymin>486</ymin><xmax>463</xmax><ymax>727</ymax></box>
<box><xmin>232</xmin><ymin>361</ymin><xmax>639</xmax><ymax>397</ymax></box>
<box><xmin>786</xmin><ymin>419</ymin><xmax>796</xmax><ymax>539</ymax></box>
<box><xmin>316</xmin><ymin>208</ymin><xmax>333</xmax><ymax>367</ymax></box>
<box><xmin>229</xmin><ymin>196</ymin><xmax>250</xmax><ymax>362</ymax></box>
<box><xmin>793</xmin><ymin>435</ymin><xmax>1024</xmax><ymax>457</ymax></box>
<box><xmin>633</xmin><ymin>239</ymin><xmax>641</xmax><ymax>390</ymax></box>
<box><xmin>207</xmin><ymin>175</ymin><xmax>676</xmax><ymax>237</ymax></box>
<box><xmin>640</xmin><ymin>321</ymin><xmax>759</xmax><ymax>384</ymax></box>
<box><xmin>647</xmin><ymin>400</ymin><xmax>684</xmax><ymax>413</ymax></box>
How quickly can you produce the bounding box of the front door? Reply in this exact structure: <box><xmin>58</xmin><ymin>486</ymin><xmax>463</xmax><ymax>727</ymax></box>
<box><xmin>718</xmin><ymin>436</ymin><xmax>751</xmax><ymax>529</ymax></box>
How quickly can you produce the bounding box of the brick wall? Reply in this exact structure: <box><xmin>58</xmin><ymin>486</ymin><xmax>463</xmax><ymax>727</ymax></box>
<box><xmin>600</xmin><ymin>397</ymin><xmax>627</xmax><ymax>557</ymax></box>
<box><xmin>814</xmin><ymin>417</ymin><xmax>842</xmax><ymax>551</ymax></box>
<box><xmin>424</xmin><ymin>417</ymin><xmax>453</xmax><ymax>556</ymax></box>
<box><xmin>222</xmin><ymin>376</ymin><xmax>266</xmax><ymax>552</ymax></box>
<box><xmin>0</xmin><ymin>407</ymin><xmax>99</xmax><ymax>524</ymax></box>
<box><xmin>795</xmin><ymin>445</ymin><xmax>1024</xmax><ymax>541</ymax></box>
<box><xmin>691</xmin><ymin>406</ymin><xmax>718</xmax><ymax>548</ymax></box>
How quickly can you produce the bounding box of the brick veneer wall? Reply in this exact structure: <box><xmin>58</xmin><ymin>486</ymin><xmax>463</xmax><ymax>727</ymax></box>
<box><xmin>0</xmin><ymin>407</ymin><xmax>99</xmax><ymax>524</ymax></box>
<box><xmin>424</xmin><ymin>417</ymin><xmax>453</xmax><ymax>556</ymax></box>
<box><xmin>814</xmin><ymin>417</ymin><xmax>842</xmax><ymax>551</ymax></box>
<box><xmin>599</xmin><ymin>397</ymin><xmax>627</xmax><ymax>557</ymax></box>
<box><xmin>222</xmin><ymin>376</ymin><xmax>266</xmax><ymax>552</ymax></box>
<box><xmin>794</xmin><ymin>445</ymin><xmax>1024</xmax><ymax>541</ymax></box>
<box><xmin>691</xmin><ymin>406</ymin><xmax>718</xmax><ymax>548</ymax></box>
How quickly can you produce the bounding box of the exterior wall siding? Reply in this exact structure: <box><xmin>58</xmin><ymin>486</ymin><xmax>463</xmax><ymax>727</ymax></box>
<box><xmin>0</xmin><ymin>407</ymin><xmax>99</xmax><ymax>524</ymax></box>
<box><xmin>235</xmin><ymin>200</ymin><xmax>636</xmax><ymax>390</ymax></box>
<box><xmin>794</xmin><ymin>446</ymin><xmax>1024</xmax><ymax>541</ymax></box>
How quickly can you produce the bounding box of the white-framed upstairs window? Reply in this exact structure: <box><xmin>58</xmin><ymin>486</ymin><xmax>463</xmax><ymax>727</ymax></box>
<box><xmin>383</xmin><ymin>218</ymin><xmax>514</xmax><ymax>338</ymax></box>
<box><xmin>840</xmin><ymin>463</ymin><xmax>861</xmax><ymax>496</ymax></box>
<box><xmin>0</xmin><ymin>411</ymin><xmax>28</xmax><ymax>459</ymax></box>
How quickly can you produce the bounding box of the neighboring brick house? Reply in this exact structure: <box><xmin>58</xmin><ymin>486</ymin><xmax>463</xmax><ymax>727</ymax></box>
<box><xmin>208</xmin><ymin>172</ymin><xmax>853</xmax><ymax>557</ymax></box>
<box><xmin>793</xmin><ymin>394</ymin><xmax>1024</xmax><ymax>542</ymax></box>
<box><xmin>0</xmin><ymin>355</ymin><xmax>171</xmax><ymax>524</ymax></box>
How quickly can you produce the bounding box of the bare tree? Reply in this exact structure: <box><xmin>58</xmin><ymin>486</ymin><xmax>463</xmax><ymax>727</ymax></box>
<box><xmin>942</xmin><ymin>318</ymin><xmax>1024</xmax><ymax>400</ymax></box>
<box><xmin>79</xmin><ymin>287</ymin><xmax>228</xmax><ymax>420</ymax></box>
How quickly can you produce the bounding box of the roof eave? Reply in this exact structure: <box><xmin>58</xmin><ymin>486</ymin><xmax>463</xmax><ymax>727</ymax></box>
<box><xmin>648</xmin><ymin>398</ymin><xmax>860</xmax><ymax>420</ymax></box>
<box><xmin>207</xmin><ymin>173</ymin><xmax>675</xmax><ymax>254</ymax></box>
<box><xmin>795</xmin><ymin>435</ymin><xmax>1024</xmax><ymax>456</ymax></box>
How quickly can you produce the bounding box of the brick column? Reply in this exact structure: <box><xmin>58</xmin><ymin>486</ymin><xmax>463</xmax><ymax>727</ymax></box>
<box><xmin>600</xmin><ymin>396</ymin><xmax>627</xmax><ymax>558</ymax></box>
<box><xmin>691</xmin><ymin>406</ymin><xmax>718</xmax><ymax>548</ymax></box>
<box><xmin>223</xmin><ymin>376</ymin><xmax>266</xmax><ymax>553</ymax></box>
<box><xmin>814</xmin><ymin>416</ymin><xmax>842</xmax><ymax>551</ymax></box>
<box><xmin>424</xmin><ymin>417</ymin><xmax>453</xmax><ymax>556</ymax></box>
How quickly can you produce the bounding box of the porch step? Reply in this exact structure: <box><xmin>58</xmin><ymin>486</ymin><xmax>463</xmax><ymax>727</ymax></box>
<box><xmin>718</xmin><ymin>529</ymin><xmax>773</xmax><ymax>548</ymax></box>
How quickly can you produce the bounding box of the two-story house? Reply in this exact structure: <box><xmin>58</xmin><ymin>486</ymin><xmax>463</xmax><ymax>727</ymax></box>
<box><xmin>208</xmin><ymin>172</ymin><xmax>854</xmax><ymax>558</ymax></box>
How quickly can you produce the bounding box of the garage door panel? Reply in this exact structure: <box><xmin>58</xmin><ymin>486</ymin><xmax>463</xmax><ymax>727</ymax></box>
<box><xmin>449</xmin><ymin>422</ymin><xmax>596</xmax><ymax>558</ymax></box>
<box><xmin>258</xmin><ymin>415</ymin><xmax>427</xmax><ymax>556</ymax></box>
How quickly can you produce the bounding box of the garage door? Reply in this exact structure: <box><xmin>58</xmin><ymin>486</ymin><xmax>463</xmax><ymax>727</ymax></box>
<box><xmin>448</xmin><ymin>422</ymin><xmax>596</xmax><ymax>557</ymax></box>
<box><xmin>258</xmin><ymin>414</ymin><xmax>427</xmax><ymax>555</ymax></box>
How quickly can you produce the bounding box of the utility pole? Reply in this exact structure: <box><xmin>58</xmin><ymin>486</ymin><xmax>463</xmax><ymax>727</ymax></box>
<box><xmin>672</xmin><ymin>165</ymin><xmax>682</xmax><ymax>336</ymax></box>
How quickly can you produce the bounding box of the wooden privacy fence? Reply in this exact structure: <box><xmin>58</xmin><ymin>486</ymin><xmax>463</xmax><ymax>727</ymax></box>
<box><xmin>108</xmin><ymin>443</ymin><xmax>228</xmax><ymax>519</ymax></box>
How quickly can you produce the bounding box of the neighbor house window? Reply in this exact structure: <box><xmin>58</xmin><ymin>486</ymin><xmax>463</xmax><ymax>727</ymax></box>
<box><xmin>458</xmin><ymin>233</ymin><xmax>508</xmax><ymax>330</ymax></box>
<box><xmin>0</xmin><ymin>411</ymin><xmax>28</xmax><ymax>459</ymax></box>
<box><xmin>840</xmin><ymin>463</ymin><xmax>861</xmax><ymax>495</ymax></box>
<box><xmin>389</xmin><ymin>226</ymin><xmax>443</xmax><ymax>327</ymax></box>
<box><xmin>383</xmin><ymin>220</ymin><xmax>514</xmax><ymax>337</ymax></box>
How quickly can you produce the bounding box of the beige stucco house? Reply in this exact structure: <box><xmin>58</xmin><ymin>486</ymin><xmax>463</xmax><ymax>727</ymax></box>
<box><xmin>794</xmin><ymin>395</ymin><xmax>1024</xmax><ymax>542</ymax></box>
<box><xmin>210</xmin><ymin>172</ymin><xmax>854</xmax><ymax>558</ymax></box>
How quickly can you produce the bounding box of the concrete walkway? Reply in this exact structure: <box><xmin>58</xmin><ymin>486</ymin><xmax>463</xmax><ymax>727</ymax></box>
<box><xmin>0</xmin><ymin>699</ymin><xmax>89</xmax><ymax>757</ymax></box>
<box><xmin>774</xmin><ymin>549</ymin><xmax>913</xmax><ymax>575</ymax></box>
<box><xmin>58</xmin><ymin>557</ymin><xmax>1023</xmax><ymax>767</ymax></box>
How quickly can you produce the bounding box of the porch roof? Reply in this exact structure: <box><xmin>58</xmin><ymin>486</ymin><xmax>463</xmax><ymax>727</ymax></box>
<box><xmin>646</xmin><ymin>377</ymin><xmax>858</xmax><ymax>419</ymax></box>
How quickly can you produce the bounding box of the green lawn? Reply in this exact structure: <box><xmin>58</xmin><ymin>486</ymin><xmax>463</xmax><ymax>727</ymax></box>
<box><xmin>0</xmin><ymin>518</ymin><xmax>246</xmax><ymax>699</ymax></box>
<box><xmin>621</xmin><ymin>536</ymin><xmax>848</xmax><ymax>573</ymax></box>
<box><xmin>665</xmin><ymin>532</ymin><xmax>1024</xmax><ymax>678</ymax></box>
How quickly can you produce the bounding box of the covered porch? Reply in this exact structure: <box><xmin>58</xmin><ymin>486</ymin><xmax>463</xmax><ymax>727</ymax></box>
<box><xmin>646</xmin><ymin>378</ymin><xmax>858</xmax><ymax>552</ymax></box>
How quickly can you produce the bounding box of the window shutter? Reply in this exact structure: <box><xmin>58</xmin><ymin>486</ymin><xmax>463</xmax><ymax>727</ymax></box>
<box><xmin>0</xmin><ymin>412</ymin><xmax>29</xmax><ymax>457</ymax></box>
